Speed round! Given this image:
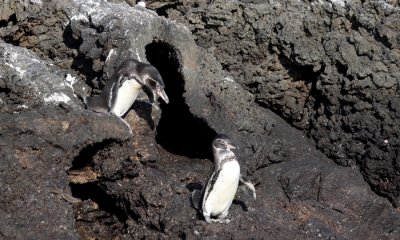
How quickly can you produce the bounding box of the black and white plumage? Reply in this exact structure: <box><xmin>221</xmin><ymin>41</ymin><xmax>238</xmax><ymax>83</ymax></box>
<box><xmin>192</xmin><ymin>135</ymin><xmax>256</xmax><ymax>223</ymax></box>
<box><xmin>85</xmin><ymin>59</ymin><xmax>169</xmax><ymax>117</ymax></box>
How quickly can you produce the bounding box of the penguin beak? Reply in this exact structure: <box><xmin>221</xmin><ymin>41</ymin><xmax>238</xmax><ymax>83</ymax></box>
<box><xmin>227</xmin><ymin>143</ymin><xmax>236</xmax><ymax>150</ymax></box>
<box><xmin>156</xmin><ymin>88</ymin><xmax>169</xmax><ymax>104</ymax></box>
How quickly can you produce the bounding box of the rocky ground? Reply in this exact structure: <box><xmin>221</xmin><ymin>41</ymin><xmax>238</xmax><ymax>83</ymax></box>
<box><xmin>0</xmin><ymin>0</ymin><xmax>399</xmax><ymax>239</ymax></box>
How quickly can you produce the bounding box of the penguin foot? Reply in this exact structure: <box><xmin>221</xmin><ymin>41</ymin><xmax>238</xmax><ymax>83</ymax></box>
<box><xmin>217</xmin><ymin>218</ymin><xmax>231</xmax><ymax>224</ymax></box>
<box><xmin>212</xmin><ymin>218</ymin><xmax>231</xmax><ymax>224</ymax></box>
<box><xmin>204</xmin><ymin>215</ymin><xmax>231</xmax><ymax>224</ymax></box>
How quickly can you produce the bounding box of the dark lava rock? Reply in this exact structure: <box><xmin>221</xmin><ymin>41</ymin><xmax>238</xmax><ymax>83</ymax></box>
<box><xmin>0</xmin><ymin>0</ymin><xmax>400</xmax><ymax>239</ymax></box>
<box><xmin>0</xmin><ymin>40</ymin><xmax>131</xmax><ymax>239</ymax></box>
<box><xmin>150</xmin><ymin>0</ymin><xmax>400</xmax><ymax>207</ymax></box>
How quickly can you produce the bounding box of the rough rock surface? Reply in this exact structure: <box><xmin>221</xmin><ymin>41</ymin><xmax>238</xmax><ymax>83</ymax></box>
<box><xmin>0</xmin><ymin>0</ymin><xmax>399</xmax><ymax>239</ymax></box>
<box><xmin>148</xmin><ymin>0</ymin><xmax>400</xmax><ymax>206</ymax></box>
<box><xmin>0</xmin><ymin>40</ymin><xmax>131</xmax><ymax>239</ymax></box>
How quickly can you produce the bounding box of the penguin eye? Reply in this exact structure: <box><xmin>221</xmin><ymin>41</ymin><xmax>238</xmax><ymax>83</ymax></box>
<box><xmin>214</xmin><ymin>139</ymin><xmax>225</xmax><ymax>148</ymax></box>
<box><xmin>147</xmin><ymin>78</ymin><xmax>158</xmax><ymax>89</ymax></box>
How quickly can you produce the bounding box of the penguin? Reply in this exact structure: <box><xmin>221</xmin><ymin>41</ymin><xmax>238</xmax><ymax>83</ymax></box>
<box><xmin>85</xmin><ymin>59</ymin><xmax>169</xmax><ymax>117</ymax></box>
<box><xmin>192</xmin><ymin>134</ymin><xmax>256</xmax><ymax>223</ymax></box>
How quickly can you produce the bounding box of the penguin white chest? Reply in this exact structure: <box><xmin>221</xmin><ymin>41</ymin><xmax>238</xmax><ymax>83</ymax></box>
<box><xmin>111</xmin><ymin>79</ymin><xmax>142</xmax><ymax>117</ymax></box>
<box><xmin>203</xmin><ymin>160</ymin><xmax>241</xmax><ymax>216</ymax></box>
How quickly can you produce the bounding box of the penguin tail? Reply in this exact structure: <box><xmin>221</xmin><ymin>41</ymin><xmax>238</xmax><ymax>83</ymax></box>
<box><xmin>85</xmin><ymin>95</ymin><xmax>109</xmax><ymax>114</ymax></box>
<box><xmin>239</xmin><ymin>175</ymin><xmax>256</xmax><ymax>200</ymax></box>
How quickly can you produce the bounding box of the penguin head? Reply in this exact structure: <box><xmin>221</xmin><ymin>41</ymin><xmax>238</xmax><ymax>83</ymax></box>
<box><xmin>212</xmin><ymin>134</ymin><xmax>236</xmax><ymax>160</ymax></box>
<box><xmin>139</xmin><ymin>66</ymin><xmax>169</xmax><ymax>104</ymax></box>
<box><xmin>117</xmin><ymin>59</ymin><xmax>169</xmax><ymax>104</ymax></box>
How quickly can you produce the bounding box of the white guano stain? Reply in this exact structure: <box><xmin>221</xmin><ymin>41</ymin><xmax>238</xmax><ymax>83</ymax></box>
<box><xmin>44</xmin><ymin>93</ymin><xmax>71</xmax><ymax>104</ymax></box>
<box><xmin>5</xmin><ymin>62</ymin><xmax>26</xmax><ymax>77</ymax></box>
<box><xmin>105</xmin><ymin>49</ymin><xmax>116</xmax><ymax>63</ymax></box>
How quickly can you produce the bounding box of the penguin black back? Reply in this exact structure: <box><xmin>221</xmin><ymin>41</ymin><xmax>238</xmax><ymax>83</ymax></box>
<box><xmin>85</xmin><ymin>58</ymin><xmax>169</xmax><ymax>117</ymax></box>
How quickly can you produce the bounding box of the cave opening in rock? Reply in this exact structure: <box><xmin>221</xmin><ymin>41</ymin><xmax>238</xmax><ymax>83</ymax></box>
<box><xmin>0</xmin><ymin>14</ymin><xmax>19</xmax><ymax>46</ymax></box>
<box><xmin>69</xmin><ymin>140</ymin><xmax>133</xmax><ymax>224</ymax></box>
<box><xmin>145</xmin><ymin>41</ymin><xmax>216</xmax><ymax>159</ymax></box>
<box><xmin>69</xmin><ymin>182</ymin><xmax>129</xmax><ymax>222</ymax></box>
<box><xmin>0</xmin><ymin>13</ymin><xmax>17</xmax><ymax>28</ymax></box>
<box><xmin>152</xmin><ymin>3</ymin><xmax>178</xmax><ymax>18</ymax></box>
<box><xmin>70</xmin><ymin>139</ymin><xmax>117</xmax><ymax>170</ymax></box>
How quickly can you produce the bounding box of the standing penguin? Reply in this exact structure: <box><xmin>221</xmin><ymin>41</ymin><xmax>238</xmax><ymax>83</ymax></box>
<box><xmin>193</xmin><ymin>134</ymin><xmax>256</xmax><ymax>223</ymax></box>
<box><xmin>85</xmin><ymin>59</ymin><xmax>169</xmax><ymax>117</ymax></box>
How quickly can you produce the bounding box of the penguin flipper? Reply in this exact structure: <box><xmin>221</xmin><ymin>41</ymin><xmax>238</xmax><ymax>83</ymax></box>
<box><xmin>85</xmin><ymin>95</ymin><xmax>109</xmax><ymax>114</ymax></box>
<box><xmin>239</xmin><ymin>175</ymin><xmax>256</xmax><ymax>200</ymax></box>
<box><xmin>190</xmin><ymin>189</ymin><xmax>202</xmax><ymax>211</ymax></box>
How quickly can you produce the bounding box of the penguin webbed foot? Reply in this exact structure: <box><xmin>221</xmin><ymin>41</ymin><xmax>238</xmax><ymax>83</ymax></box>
<box><xmin>204</xmin><ymin>211</ymin><xmax>231</xmax><ymax>224</ymax></box>
<box><xmin>205</xmin><ymin>216</ymin><xmax>231</xmax><ymax>224</ymax></box>
<box><xmin>217</xmin><ymin>218</ymin><xmax>231</xmax><ymax>224</ymax></box>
